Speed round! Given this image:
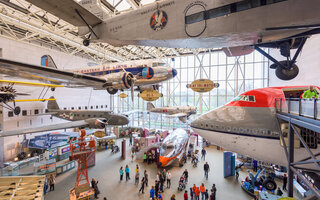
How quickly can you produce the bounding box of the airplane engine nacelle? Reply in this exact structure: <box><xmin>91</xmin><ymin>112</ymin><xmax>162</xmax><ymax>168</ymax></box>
<box><xmin>142</xmin><ymin>67</ymin><xmax>154</xmax><ymax>79</ymax></box>
<box><xmin>103</xmin><ymin>72</ymin><xmax>134</xmax><ymax>90</ymax></box>
<box><xmin>85</xmin><ymin>118</ymin><xmax>107</xmax><ymax>129</ymax></box>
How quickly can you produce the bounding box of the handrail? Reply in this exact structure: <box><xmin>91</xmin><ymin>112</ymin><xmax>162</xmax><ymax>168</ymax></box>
<box><xmin>275</xmin><ymin>98</ymin><xmax>319</xmax><ymax>120</ymax></box>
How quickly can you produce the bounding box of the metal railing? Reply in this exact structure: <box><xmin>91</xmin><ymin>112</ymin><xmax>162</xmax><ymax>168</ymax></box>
<box><xmin>275</xmin><ymin>98</ymin><xmax>320</xmax><ymax>120</ymax></box>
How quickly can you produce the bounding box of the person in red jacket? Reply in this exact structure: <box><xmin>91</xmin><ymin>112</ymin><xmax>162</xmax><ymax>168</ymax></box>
<box><xmin>199</xmin><ymin>183</ymin><xmax>205</xmax><ymax>200</ymax></box>
<box><xmin>184</xmin><ymin>190</ymin><xmax>188</xmax><ymax>200</ymax></box>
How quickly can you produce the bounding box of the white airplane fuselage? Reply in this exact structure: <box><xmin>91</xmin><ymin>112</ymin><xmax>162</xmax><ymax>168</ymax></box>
<box><xmin>73</xmin><ymin>59</ymin><xmax>177</xmax><ymax>87</ymax></box>
<box><xmin>92</xmin><ymin>0</ymin><xmax>320</xmax><ymax>48</ymax></box>
<box><xmin>191</xmin><ymin>86</ymin><xmax>320</xmax><ymax>168</ymax></box>
<box><xmin>150</xmin><ymin>105</ymin><xmax>197</xmax><ymax>116</ymax></box>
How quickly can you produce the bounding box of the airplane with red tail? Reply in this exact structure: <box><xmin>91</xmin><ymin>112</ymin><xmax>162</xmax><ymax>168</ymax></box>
<box><xmin>191</xmin><ymin>86</ymin><xmax>320</xmax><ymax>169</ymax></box>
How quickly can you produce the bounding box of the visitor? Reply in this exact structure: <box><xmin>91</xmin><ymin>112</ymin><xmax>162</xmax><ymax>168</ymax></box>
<box><xmin>184</xmin><ymin>190</ymin><xmax>188</xmax><ymax>200</ymax></box>
<box><xmin>131</xmin><ymin>151</ymin><xmax>135</xmax><ymax>161</ymax></box>
<box><xmin>103</xmin><ymin>197</ymin><xmax>107</xmax><ymax>200</ymax></box>
<box><xmin>283</xmin><ymin>174</ymin><xmax>287</xmax><ymax>191</ymax></box>
<box><xmin>144</xmin><ymin>170</ymin><xmax>149</xmax><ymax>186</ymax></box>
<box><xmin>235</xmin><ymin>166</ymin><xmax>240</xmax><ymax>180</ymax></box>
<box><xmin>204</xmin><ymin>162</ymin><xmax>210</xmax><ymax>180</ymax></box>
<box><xmin>190</xmin><ymin>187</ymin><xmax>194</xmax><ymax>200</ymax></box>
<box><xmin>200</xmin><ymin>183</ymin><xmax>205</xmax><ymax>200</ymax></box>
<box><xmin>135</xmin><ymin>164</ymin><xmax>140</xmax><ymax>185</ymax></box>
<box><xmin>129</xmin><ymin>133</ymin><xmax>133</xmax><ymax>146</ymax></box>
<box><xmin>201</xmin><ymin>148</ymin><xmax>206</xmax><ymax>160</ymax></box>
<box><xmin>183</xmin><ymin>169</ymin><xmax>189</xmax><ymax>183</ymax></box>
<box><xmin>143</xmin><ymin>153</ymin><xmax>147</xmax><ymax>163</ymax></box>
<box><xmin>302</xmin><ymin>85</ymin><xmax>318</xmax><ymax>99</ymax></box>
<box><xmin>44</xmin><ymin>176</ymin><xmax>48</xmax><ymax>194</ymax></box>
<box><xmin>48</xmin><ymin>175</ymin><xmax>55</xmax><ymax>191</ymax></box>
<box><xmin>211</xmin><ymin>184</ymin><xmax>217</xmax><ymax>200</ymax></box>
<box><xmin>139</xmin><ymin>177</ymin><xmax>146</xmax><ymax>194</ymax></box>
<box><xmin>253</xmin><ymin>160</ymin><xmax>258</xmax><ymax>172</ymax></box>
<box><xmin>155</xmin><ymin>180</ymin><xmax>160</xmax><ymax>197</ymax></box>
<box><xmin>210</xmin><ymin>189</ymin><xmax>215</xmax><ymax>200</ymax></box>
<box><xmin>119</xmin><ymin>166</ymin><xmax>124</xmax><ymax>181</ymax></box>
<box><xmin>159</xmin><ymin>172</ymin><xmax>164</xmax><ymax>192</ymax></box>
<box><xmin>166</xmin><ymin>170</ymin><xmax>171</xmax><ymax>188</ymax></box>
<box><xmin>91</xmin><ymin>178</ymin><xmax>100</xmax><ymax>199</ymax></box>
<box><xmin>195</xmin><ymin>187</ymin><xmax>200</xmax><ymax>200</ymax></box>
<box><xmin>150</xmin><ymin>186</ymin><xmax>155</xmax><ymax>200</ymax></box>
<box><xmin>204</xmin><ymin>189</ymin><xmax>209</xmax><ymax>200</ymax></box>
<box><xmin>125</xmin><ymin>165</ymin><xmax>130</xmax><ymax>181</ymax></box>
<box><xmin>170</xmin><ymin>194</ymin><xmax>176</xmax><ymax>200</ymax></box>
<box><xmin>158</xmin><ymin>193</ymin><xmax>163</xmax><ymax>200</ymax></box>
<box><xmin>276</xmin><ymin>187</ymin><xmax>283</xmax><ymax>196</ymax></box>
<box><xmin>148</xmin><ymin>152</ymin><xmax>152</xmax><ymax>164</ymax></box>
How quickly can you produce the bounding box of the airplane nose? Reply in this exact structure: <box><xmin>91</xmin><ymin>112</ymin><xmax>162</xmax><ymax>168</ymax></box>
<box><xmin>121</xmin><ymin>116</ymin><xmax>129</xmax><ymax>125</ymax></box>
<box><xmin>171</xmin><ymin>68</ymin><xmax>177</xmax><ymax>77</ymax></box>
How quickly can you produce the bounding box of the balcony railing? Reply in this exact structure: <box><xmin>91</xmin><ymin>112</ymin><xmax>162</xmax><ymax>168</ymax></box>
<box><xmin>275</xmin><ymin>98</ymin><xmax>320</xmax><ymax>120</ymax></box>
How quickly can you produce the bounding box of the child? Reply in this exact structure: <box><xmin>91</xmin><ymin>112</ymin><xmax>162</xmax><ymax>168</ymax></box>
<box><xmin>184</xmin><ymin>190</ymin><xmax>188</xmax><ymax>200</ymax></box>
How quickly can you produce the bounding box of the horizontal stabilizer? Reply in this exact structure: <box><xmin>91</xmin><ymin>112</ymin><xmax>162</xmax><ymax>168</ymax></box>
<box><xmin>25</xmin><ymin>0</ymin><xmax>102</xmax><ymax>27</ymax></box>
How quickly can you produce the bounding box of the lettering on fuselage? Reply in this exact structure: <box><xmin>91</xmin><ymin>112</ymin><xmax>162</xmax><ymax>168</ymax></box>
<box><xmin>140</xmin><ymin>1</ymin><xmax>175</xmax><ymax>16</ymax></box>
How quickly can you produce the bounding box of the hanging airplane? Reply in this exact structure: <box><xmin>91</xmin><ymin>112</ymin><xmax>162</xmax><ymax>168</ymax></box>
<box><xmin>190</xmin><ymin>86</ymin><xmax>320</xmax><ymax>170</ymax></box>
<box><xmin>23</xmin><ymin>0</ymin><xmax>320</xmax><ymax>80</ymax></box>
<box><xmin>0</xmin><ymin>55</ymin><xmax>176</xmax><ymax>100</ymax></box>
<box><xmin>147</xmin><ymin>102</ymin><xmax>197</xmax><ymax>123</ymax></box>
<box><xmin>159</xmin><ymin>128</ymin><xmax>189</xmax><ymax>167</ymax></box>
<box><xmin>0</xmin><ymin>97</ymin><xmax>129</xmax><ymax>137</ymax></box>
<box><xmin>0</xmin><ymin>79</ymin><xmax>64</xmax><ymax>115</ymax></box>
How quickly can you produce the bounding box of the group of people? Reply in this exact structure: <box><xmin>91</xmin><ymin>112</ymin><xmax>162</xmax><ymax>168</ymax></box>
<box><xmin>143</xmin><ymin>151</ymin><xmax>156</xmax><ymax>164</ymax></box>
<box><xmin>149</xmin><ymin>169</ymin><xmax>173</xmax><ymax>199</ymax></box>
<box><xmin>44</xmin><ymin>174</ymin><xmax>56</xmax><ymax>195</ymax></box>
<box><xmin>183</xmin><ymin>183</ymin><xmax>216</xmax><ymax>200</ymax></box>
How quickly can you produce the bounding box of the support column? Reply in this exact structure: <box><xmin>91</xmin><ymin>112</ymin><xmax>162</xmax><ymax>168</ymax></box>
<box><xmin>288</xmin><ymin>121</ymin><xmax>294</xmax><ymax>197</ymax></box>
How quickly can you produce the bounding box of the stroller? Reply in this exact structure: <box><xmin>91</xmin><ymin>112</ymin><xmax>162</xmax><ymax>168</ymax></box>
<box><xmin>112</xmin><ymin>145</ymin><xmax>120</xmax><ymax>153</ymax></box>
<box><xmin>178</xmin><ymin>175</ymin><xmax>186</xmax><ymax>191</ymax></box>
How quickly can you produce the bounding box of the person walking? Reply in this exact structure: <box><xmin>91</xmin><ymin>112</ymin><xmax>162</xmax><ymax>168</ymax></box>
<box><xmin>44</xmin><ymin>176</ymin><xmax>48</xmax><ymax>194</ymax></box>
<box><xmin>48</xmin><ymin>175</ymin><xmax>55</xmax><ymax>191</ymax></box>
<box><xmin>235</xmin><ymin>166</ymin><xmax>240</xmax><ymax>180</ymax></box>
<box><xmin>150</xmin><ymin>186</ymin><xmax>155</xmax><ymax>200</ymax></box>
<box><xmin>91</xmin><ymin>178</ymin><xmax>100</xmax><ymax>199</ymax></box>
<box><xmin>201</xmin><ymin>148</ymin><xmax>206</xmax><ymax>160</ymax></box>
<box><xmin>183</xmin><ymin>169</ymin><xmax>189</xmax><ymax>183</ymax></box>
<box><xmin>166</xmin><ymin>171</ymin><xmax>171</xmax><ymax>188</ymax></box>
<box><xmin>144</xmin><ymin>170</ymin><xmax>149</xmax><ymax>187</ymax></box>
<box><xmin>135</xmin><ymin>165</ymin><xmax>140</xmax><ymax>185</ymax></box>
<box><xmin>170</xmin><ymin>194</ymin><xmax>176</xmax><ymax>200</ymax></box>
<box><xmin>131</xmin><ymin>151</ymin><xmax>135</xmax><ymax>162</ymax></box>
<box><xmin>129</xmin><ymin>134</ymin><xmax>133</xmax><ymax>146</ymax></box>
<box><xmin>282</xmin><ymin>174</ymin><xmax>288</xmax><ymax>191</ymax></box>
<box><xmin>125</xmin><ymin>165</ymin><xmax>130</xmax><ymax>181</ymax></box>
<box><xmin>184</xmin><ymin>190</ymin><xmax>188</xmax><ymax>200</ymax></box>
<box><xmin>139</xmin><ymin>177</ymin><xmax>146</xmax><ymax>194</ymax></box>
<box><xmin>200</xmin><ymin>183</ymin><xmax>205</xmax><ymax>200</ymax></box>
<box><xmin>204</xmin><ymin>162</ymin><xmax>210</xmax><ymax>180</ymax></box>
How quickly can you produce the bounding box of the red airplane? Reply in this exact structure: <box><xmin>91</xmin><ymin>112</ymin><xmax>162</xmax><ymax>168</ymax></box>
<box><xmin>191</xmin><ymin>86</ymin><xmax>320</xmax><ymax>169</ymax></box>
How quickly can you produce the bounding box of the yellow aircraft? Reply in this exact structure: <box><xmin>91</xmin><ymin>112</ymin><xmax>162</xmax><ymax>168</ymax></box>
<box><xmin>0</xmin><ymin>80</ymin><xmax>63</xmax><ymax>115</ymax></box>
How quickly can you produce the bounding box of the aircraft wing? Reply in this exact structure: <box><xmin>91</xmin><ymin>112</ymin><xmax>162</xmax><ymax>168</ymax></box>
<box><xmin>0</xmin><ymin>120</ymin><xmax>90</xmax><ymax>137</ymax></box>
<box><xmin>24</xmin><ymin>0</ymin><xmax>102</xmax><ymax>27</ymax></box>
<box><xmin>0</xmin><ymin>58</ymin><xmax>110</xmax><ymax>89</ymax></box>
<box><xmin>166</xmin><ymin>113</ymin><xmax>188</xmax><ymax>118</ymax></box>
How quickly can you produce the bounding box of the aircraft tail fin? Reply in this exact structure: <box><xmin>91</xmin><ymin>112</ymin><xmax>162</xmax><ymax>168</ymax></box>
<box><xmin>47</xmin><ymin>96</ymin><xmax>60</xmax><ymax>111</ymax></box>
<box><xmin>41</xmin><ymin>55</ymin><xmax>58</xmax><ymax>69</ymax></box>
<box><xmin>147</xmin><ymin>102</ymin><xmax>155</xmax><ymax>111</ymax></box>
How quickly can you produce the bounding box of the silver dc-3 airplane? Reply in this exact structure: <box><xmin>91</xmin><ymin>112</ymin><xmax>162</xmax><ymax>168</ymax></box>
<box><xmin>0</xmin><ymin>55</ymin><xmax>177</xmax><ymax>100</ymax></box>
<box><xmin>147</xmin><ymin>102</ymin><xmax>197</xmax><ymax>123</ymax></box>
<box><xmin>24</xmin><ymin>0</ymin><xmax>320</xmax><ymax>80</ymax></box>
<box><xmin>0</xmin><ymin>97</ymin><xmax>129</xmax><ymax>137</ymax></box>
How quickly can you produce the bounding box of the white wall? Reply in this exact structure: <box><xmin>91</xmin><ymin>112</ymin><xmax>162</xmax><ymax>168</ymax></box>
<box><xmin>269</xmin><ymin>34</ymin><xmax>320</xmax><ymax>87</ymax></box>
<box><xmin>0</xmin><ymin>37</ymin><xmax>112</xmax><ymax>162</ymax></box>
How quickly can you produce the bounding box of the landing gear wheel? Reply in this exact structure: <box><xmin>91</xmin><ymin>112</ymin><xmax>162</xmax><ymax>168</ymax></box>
<box><xmin>275</xmin><ymin>61</ymin><xmax>299</xmax><ymax>81</ymax></box>
<box><xmin>262</xmin><ymin>179</ymin><xmax>277</xmax><ymax>191</ymax></box>
<box><xmin>51</xmin><ymin>87</ymin><xmax>56</xmax><ymax>92</ymax></box>
<box><xmin>17</xmin><ymin>152</ymin><xmax>27</xmax><ymax>160</ymax></box>
<box><xmin>14</xmin><ymin>106</ymin><xmax>21</xmax><ymax>115</ymax></box>
<box><xmin>83</xmin><ymin>39</ymin><xmax>90</xmax><ymax>46</ymax></box>
<box><xmin>107</xmin><ymin>88</ymin><xmax>118</xmax><ymax>95</ymax></box>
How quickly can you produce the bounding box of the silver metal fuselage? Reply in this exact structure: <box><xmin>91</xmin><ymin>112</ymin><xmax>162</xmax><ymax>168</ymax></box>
<box><xmin>93</xmin><ymin>0</ymin><xmax>320</xmax><ymax>48</ymax></box>
<box><xmin>150</xmin><ymin>106</ymin><xmax>197</xmax><ymax>116</ymax></box>
<box><xmin>53</xmin><ymin>110</ymin><xmax>129</xmax><ymax>126</ymax></box>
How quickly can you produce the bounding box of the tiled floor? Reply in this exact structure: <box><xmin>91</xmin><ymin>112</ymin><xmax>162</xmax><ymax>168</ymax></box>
<box><xmin>45</xmin><ymin>139</ymin><xmax>253</xmax><ymax>200</ymax></box>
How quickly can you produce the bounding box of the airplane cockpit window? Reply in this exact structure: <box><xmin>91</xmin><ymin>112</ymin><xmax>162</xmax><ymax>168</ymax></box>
<box><xmin>232</xmin><ymin>95</ymin><xmax>255</xmax><ymax>102</ymax></box>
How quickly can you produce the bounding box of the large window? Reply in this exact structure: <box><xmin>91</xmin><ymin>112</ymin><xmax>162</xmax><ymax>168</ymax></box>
<box><xmin>113</xmin><ymin>50</ymin><xmax>269</xmax><ymax>130</ymax></box>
